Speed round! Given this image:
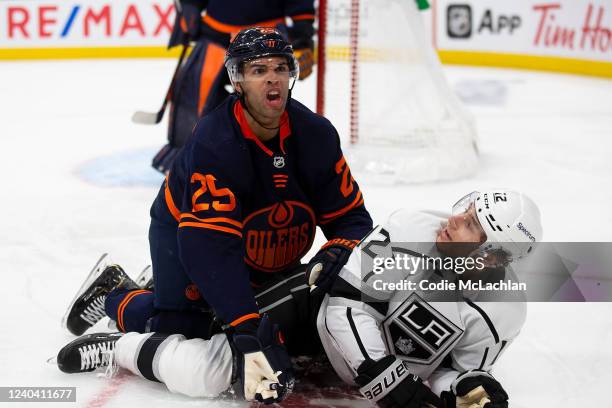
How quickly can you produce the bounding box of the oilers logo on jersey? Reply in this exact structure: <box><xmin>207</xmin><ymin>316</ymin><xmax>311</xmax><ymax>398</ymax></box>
<box><xmin>243</xmin><ymin>200</ymin><xmax>315</xmax><ymax>272</ymax></box>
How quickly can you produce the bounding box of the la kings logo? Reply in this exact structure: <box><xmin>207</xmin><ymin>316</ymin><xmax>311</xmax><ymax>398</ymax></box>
<box><xmin>382</xmin><ymin>293</ymin><xmax>463</xmax><ymax>365</ymax></box>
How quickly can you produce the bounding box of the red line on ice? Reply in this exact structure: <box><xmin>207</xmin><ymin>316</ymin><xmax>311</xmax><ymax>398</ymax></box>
<box><xmin>85</xmin><ymin>370</ymin><xmax>132</xmax><ymax>408</ymax></box>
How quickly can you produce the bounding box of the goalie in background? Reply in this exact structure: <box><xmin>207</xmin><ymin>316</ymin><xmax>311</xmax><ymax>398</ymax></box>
<box><xmin>152</xmin><ymin>0</ymin><xmax>316</xmax><ymax>173</ymax></box>
<box><xmin>55</xmin><ymin>190</ymin><xmax>541</xmax><ymax>408</ymax></box>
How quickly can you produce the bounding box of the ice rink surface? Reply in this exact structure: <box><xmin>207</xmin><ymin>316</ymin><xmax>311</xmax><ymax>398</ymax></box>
<box><xmin>1</xmin><ymin>59</ymin><xmax>611</xmax><ymax>407</ymax></box>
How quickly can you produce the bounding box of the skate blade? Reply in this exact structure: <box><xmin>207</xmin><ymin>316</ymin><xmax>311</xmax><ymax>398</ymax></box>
<box><xmin>46</xmin><ymin>356</ymin><xmax>57</xmax><ymax>365</ymax></box>
<box><xmin>134</xmin><ymin>265</ymin><xmax>152</xmax><ymax>288</ymax></box>
<box><xmin>61</xmin><ymin>253</ymin><xmax>111</xmax><ymax>332</ymax></box>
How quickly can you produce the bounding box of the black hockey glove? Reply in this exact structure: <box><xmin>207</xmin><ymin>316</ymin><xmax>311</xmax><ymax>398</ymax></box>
<box><xmin>288</xmin><ymin>19</ymin><xmax>315</xmax><ymax>80</ymax></box>
<box><xmin>441</xmin><ymin>370</ymin><xmax>508</xmax><ymax>408</ymax></box>
<box><xmin>230</xmin><ymin>315</ymin><xmax>294</xmax><ymax>404</ymax></box>
<box><xmin>305</xmin><ymin>240</ymin><xmax>355</xmax><ymax>293</ymax></box>
<box><xmin>168</xmin><ymin>0</ymin><xmax>205</xmax><ymax>47</ymax></box>
<box><xmin>355</xmin><ymin>355</ymin><xmax>442</xmax><ymax>408</ymax></box>
<box><xmin>179</xmin><ymin>0</ymin><xmax>204</xmax><ymax>40</ymax></box>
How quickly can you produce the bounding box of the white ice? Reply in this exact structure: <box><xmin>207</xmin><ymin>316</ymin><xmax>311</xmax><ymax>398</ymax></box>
<box><xmin>0</xmin><ymin>59</ymin><xmax>611</xmax><ymax>407</ymax></box>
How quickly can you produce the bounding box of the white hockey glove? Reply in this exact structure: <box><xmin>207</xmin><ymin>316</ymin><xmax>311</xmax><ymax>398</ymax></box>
<box><xmin>355</xmin><ymin>355</ymin><xmax>442</xmax><ymax>408</ymax></box>
<box><xmin>230</xmin><ymin>315</ymin><xmax>294</xmax><ymax>404</ymax></box>
<box><xmin>440</xmin><ymin>370</ymin><xmax>508</xmax><ymax>408</ymax></box>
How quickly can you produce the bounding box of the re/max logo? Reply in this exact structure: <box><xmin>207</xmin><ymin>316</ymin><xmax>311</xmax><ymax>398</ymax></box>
<box><xmin>1</xmin><ymin>2</ymin><xmax>175</xmax><ymax>40</ymax></box>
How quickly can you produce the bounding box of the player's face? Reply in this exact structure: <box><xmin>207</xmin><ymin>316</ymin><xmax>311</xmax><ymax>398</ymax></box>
<box><xmin>436</xmin><ymin>204</ymin><xmax>486</xmax><ymax>257</ymax></box>
<box><xmin>238</xmin><ymin>57</ymin><xmax>291</xmax><ymax>122</ymax></box>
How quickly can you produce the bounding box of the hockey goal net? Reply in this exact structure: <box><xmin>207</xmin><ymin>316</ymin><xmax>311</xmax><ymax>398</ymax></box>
<box><xmin>316</xmin><ymin>0</ymin><xmax>478</xmax><ymax>183</ymax></box>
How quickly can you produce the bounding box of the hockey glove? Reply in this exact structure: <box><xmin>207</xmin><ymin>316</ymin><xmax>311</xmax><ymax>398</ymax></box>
<box><xmin>294</xmin><ymin>48</ymin><xmax>314</xmax><ymax>80</ymax></box>
<box><xmin>179</xmin><ymin>0</ymin><xmax>204</xmax><ymax>41</ymax></box>
<box><xmin>288</xmin><ymin>20</ymin><xmax>315</xmax><ymax>80</ymax></box>
<box><xmin>355</xmin><ymin>355</ymin><xmax>442</xmax><ymax>408</ymax></box>
<box><xmin>305</xmin><ymin>240</ymin><xmax>355</xmax><ymax>293</ymax></box>
<box><xmin>231</xmin><ymin>315</ymin><xmax>294</xmax><ymax>404</ymax></box>
<box><xmin>441</xmin><ymin>370</ymin><xmax>508</xmax><ymax>408</ymax></box>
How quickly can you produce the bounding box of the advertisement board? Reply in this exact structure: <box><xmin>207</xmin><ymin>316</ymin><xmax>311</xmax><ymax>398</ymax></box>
<box><xmin>0</xmin><ymin>0</ymin><xmax>175</xmax><ymax>58</ymax></box>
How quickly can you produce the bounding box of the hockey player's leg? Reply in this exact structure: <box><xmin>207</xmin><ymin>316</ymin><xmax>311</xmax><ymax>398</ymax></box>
<box><xmin>114</xmin><ymin>332</ymin><xmax>233</xmax><ymax>398</ymax></box>
<box><xmin>145</xmin><ymin>218</ymin><xmax>219</xmax><ymax>339</ymax></box>
<box><xmin>149</xmin><ymin>219</ymin><xmax>209</xmax><ymax>313</ymax></box>
<box><xmin>105</xmin><ymin>288</ymin><xmax>154</xmax><ymax>333</ymax></box>
<box><xmin>56</xmin><ymin>331</ymin><xmax>233</xmax><ymax>398</ymax></box>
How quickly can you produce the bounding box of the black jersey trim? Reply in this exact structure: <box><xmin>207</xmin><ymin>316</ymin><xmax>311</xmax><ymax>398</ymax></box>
<box><xmin>491</xmin><ymin>340</ymin><xmax>508</xmax><ymax>365</ymax></box>
<box><xmin>464</xmin><ymin>298</ymin><xmax>500</xmax><ymax>344</ymax></box>
<box><xmin>347</xmin><ymin>307</ymin><xmax>370</xmax><ymax>361</ymax></box>
<box><xmin>330</xmin><ymin>277</ymin><xmax>389</xmax><ymax>316</ymax></box>
<box><xmin>478</xmin><ymin>347</ymin><xmax>489</xmax><ymax>370</ymax></box>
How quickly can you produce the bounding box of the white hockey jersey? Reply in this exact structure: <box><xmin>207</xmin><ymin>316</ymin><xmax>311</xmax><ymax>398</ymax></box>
<box><xmin>316</xmin><ymin>209</ymin><xmax>526</xmax><ymax>395</ymax></box>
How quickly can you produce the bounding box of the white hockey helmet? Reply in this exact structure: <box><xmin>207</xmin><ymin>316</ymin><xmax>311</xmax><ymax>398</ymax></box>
<box><xmin>452</xmin><ymin>190</ymin><xmax>543</xmax><ymax>265</ymax></box>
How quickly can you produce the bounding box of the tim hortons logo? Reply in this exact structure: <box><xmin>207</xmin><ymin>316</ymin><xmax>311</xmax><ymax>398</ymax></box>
<box><xmin>243</xmin><ymin>201</ymin><xmax>315</xmax><ymax>272</ymax></box>
<box><xmin>382</xmin><ymin>293</ymin><xmax>463</xmax><ymax>365</ymax></box>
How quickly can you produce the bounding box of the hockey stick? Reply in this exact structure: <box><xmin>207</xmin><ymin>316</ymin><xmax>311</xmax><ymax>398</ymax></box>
<box><xmin>131</xmin><ymin>43</ymin><xmax>188</xmax><ymax>125</ymax></box>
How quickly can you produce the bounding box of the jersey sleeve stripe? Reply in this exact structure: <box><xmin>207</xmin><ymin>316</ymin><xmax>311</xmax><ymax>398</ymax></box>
<box><xmin>490</xmin><ymin>340</ymin><xmax>508</xmax><ymax>365</ymax></box>
<box><xmin>464</xmin><ymin>298</ymin><xmax>500</xmax><ymax>344</ymax></box>
<box><xmin>478</xmin><ymin>347</ymin><xmax>489</xmax><ymax>370</ymax></box>
<box><xmin>319</xmin><ymin>190</ymin><xmax>363</xmax><ymax>224</ymax></box>
<box><xmin>322</xmin><ymin>238</ymin><xmax>359</xmax><ymax>250</ymax></box>
<box><xmin>229</xmin><ymin>312</ymin><xmax>260</xmax><ymax>327</ymax></box>
<box><xmin>347</xmin><ymin>307</ymin><xmax>371</xmax><ymax>361</ymax></box>
<box><xmin>164</xmin><ymin>175</ymin><xmax>181</xmax><ymax>222</ymax></box>
<box><xmin>291</xmin><ymin>13</ymin><xmax>316</xmax><ymax>21</ymax></box>
<box><xmin>179</xmin><ymin>221</ymin><xmax>243</xmax><ymax>238</ymax></box>
<box><xmin>180</xmin><ymin>214</ymin><xmax>243</xmax><ymax>229</ymax></box>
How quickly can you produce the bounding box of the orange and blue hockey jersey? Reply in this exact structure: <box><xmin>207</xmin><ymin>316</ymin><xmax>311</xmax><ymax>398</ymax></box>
<box><xmin>151</xmin><ymin>94</ymin><xmax>372</xmax><ymax>325</ymax></box>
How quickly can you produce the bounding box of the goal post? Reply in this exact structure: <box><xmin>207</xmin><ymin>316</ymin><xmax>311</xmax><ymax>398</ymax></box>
<box><xmin>316</xmin><ymin>0</ymin><xmax>479</xmax><ymax>183</ymax></box>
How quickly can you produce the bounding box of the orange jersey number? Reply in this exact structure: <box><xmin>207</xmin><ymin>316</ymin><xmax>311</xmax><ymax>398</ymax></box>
<box><xmin>191</xmin><ymin>173</ymin><xmax>236</xmax><ymax>212</ymax></box>
<box><xmin>335</xmin><ymin>156</ymin><xmax>355</xmax><ymax>198</ymax></box>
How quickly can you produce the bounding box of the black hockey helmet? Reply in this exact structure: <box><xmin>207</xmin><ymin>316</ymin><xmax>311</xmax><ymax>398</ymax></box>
<box><xmin>224</xmin><ymin>27</ymin><xmax>299</xmax><ymax>84</ymax></box>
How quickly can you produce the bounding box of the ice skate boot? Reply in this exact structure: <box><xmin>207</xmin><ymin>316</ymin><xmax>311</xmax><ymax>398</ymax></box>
<box><xmin>57</xmin><ymin>332</ymin><xmax>122</xmax><ymax>373</ymax></box>
<box><xmin>62</xmin><ymin>254</ymin><xmax>138</xmax><ymax>336</ymax></box>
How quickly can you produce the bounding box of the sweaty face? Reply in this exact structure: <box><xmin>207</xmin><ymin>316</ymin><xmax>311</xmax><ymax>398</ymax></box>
<box><xmin>236</xmin><ymin>57</ymin><xmax>291</xmax><ymax>124</ymax></box>
<box><xmin>436</xmin><ymin>204</ymin><xmax>487</xmax><ymax>257</ymax></box>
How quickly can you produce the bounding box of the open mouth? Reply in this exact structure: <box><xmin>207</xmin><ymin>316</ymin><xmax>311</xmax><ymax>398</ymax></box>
<box><xmin>267</xmin><ymin>90</ymin><xmax>281</xmax><ymax>102</ymax></box>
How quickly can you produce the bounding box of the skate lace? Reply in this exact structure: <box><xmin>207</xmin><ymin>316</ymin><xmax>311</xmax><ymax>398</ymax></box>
<box><xmin>80</xmin><ymin>296</ymin><xmax>106</xmax><ymax>325</ymax></box>
<box><xmin>102</xmin><ymin>347</ymin><xmax>118</xmax><ymax>378</ymax></box>
<box><xmin>79</xmin><ymin>340</ymin><xmax>115</xmax><ymax>371</ymax></box>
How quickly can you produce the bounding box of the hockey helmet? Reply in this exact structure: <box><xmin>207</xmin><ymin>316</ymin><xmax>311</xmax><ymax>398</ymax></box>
<box><xmin>224</xmin><ymin>27</ymin><xmax>299</xmax><ymax>84</ymax></box>
<box><xmin>452</xmin><ymin>190</ymin><xmax>543</xmax><ymax>265</ymax></box>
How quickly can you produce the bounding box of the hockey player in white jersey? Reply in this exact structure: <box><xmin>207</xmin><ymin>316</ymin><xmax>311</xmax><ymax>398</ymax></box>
<box><xmin>54</xmin><ymin>189</ymin><xmax>541</xmax><ymax>407</ymax></box>
<box><xmin>314</xmin><ymin>190</ymin><xmax>542</xmax><ymax>408</ymax></box>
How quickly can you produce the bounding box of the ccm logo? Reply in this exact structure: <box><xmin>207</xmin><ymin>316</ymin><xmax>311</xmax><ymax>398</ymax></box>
<box><xmin>362</xmin><ymin>361</ymin><xmax>413</xmax><ymax>400</ymax></box>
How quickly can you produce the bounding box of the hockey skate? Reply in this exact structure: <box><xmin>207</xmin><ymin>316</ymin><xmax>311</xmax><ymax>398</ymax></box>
<box><xmin>56</xmin><ymin>332</ymin><xmax>123</xmax><ymax>374</ymax></box>
<box><xmin>62</xmin><ymin>254</ymin><xmax>139</xmax><ymax>336</ymax></box>
<box><xmin>134</xmin><ymin>264</ymin><xmax>153</xmax><ymax>291</ymax></box>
